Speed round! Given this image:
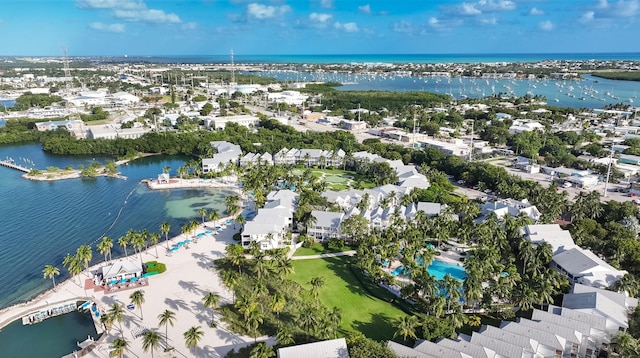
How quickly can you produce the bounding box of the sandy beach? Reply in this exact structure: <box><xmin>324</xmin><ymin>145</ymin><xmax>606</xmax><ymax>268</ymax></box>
<box><xmin>0</xmin><ymin>218</ymin><xmax>269</xmax><ymax>357</ymax></box>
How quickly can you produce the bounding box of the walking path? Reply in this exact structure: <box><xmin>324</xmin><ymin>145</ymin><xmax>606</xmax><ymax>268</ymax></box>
<box><xmin>290</xmin><ymin>250</ymin><xmax>356</xmax><ymax>260</ymax></box>
<box><xmin>0</xmin><ymin>218</ymin><xmax>268</xmax><ymax>358</ymax></box>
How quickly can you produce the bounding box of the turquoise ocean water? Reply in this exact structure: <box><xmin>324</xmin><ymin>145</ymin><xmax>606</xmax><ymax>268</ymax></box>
<box><xmin>0</xmin><ymin>143</ymin><xmax>233</xmax><ymax>310</ymax></box>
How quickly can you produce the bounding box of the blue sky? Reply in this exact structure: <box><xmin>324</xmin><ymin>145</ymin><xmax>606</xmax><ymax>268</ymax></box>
<box><xmin>2</xmin><ymin>0</ymin><xmax>640</xmax><ymax>55</ymax></box>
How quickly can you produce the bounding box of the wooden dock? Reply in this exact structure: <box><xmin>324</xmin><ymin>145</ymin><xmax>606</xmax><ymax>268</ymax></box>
<box><xmin>0</xmin><ymin>159</ymin><xmax>31</xmax><ymax>173</ymax></box>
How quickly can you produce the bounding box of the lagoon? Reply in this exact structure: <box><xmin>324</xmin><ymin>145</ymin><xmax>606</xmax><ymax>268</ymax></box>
<box><xmin>0</xmin><ymin>143</ymin><xmax>233</xmax><ymax>309</ymax></box>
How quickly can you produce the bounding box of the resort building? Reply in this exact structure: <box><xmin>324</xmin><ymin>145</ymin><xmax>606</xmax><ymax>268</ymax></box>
<box><xmin>240</xmin><ymin>190</ymin><xmax>298</xmax><ymax>250</ymax></box>
<box><xmin>478</xmin><ymin>198</ymin><xmax>542</xmax><ymax>223</ymax></box>
<box><xmin>277</xmin><ymin>337</ymin><xmax>349</xmax><ymax>358</ymax></box>
<box><xmin>389</xmin><ymin>284</ymin><xmax>630</xmax><ymax>358</ymax></box>
<box><xmin>201</xmin><ymin>141</ymin><xmax>242</xmax><ymax>173</ymax></box>
<box><xmin>551</xmin><ymin>247</ymin><xmax>627</xmax><ymax>289</ymax></box>
<box><xmin>239</xmin><ymin>152</ymin><xmax>273</xmax><ymax>167</ymax></box>
<box><xmin>267</xmin><ymin>90</ymin><xmax>308</xmax><ymax>106</ymax></box>
<box><xmin>205</xmin><ymin>114</ymin><xmax>259</xmax><ymax>130</ymax></box>
<box><xmin>307</xmin><ymin>211</ymin><xmax>345</xmax><ymax>241</ymax></box>
<box><xmin>88</xmin><ymin>125</ymin><xmax>149</xmax><ymax>140</ymax></box>
<box><xmin>35</xmin><ymin>119</ymin><xmax>85</xmax><ymax>135</ymax></box>
<box><xmin>95</xmin><ymin>260</ymin><xmax>143</xmax><ymax>284</ymax></box>
<box><xmin>271</xmin><ymin>148</ymin><xmax>346</xmax><ymax>167</ymax></box>
<box><xmin>524</xmin><ymin>224</ymin><xmax>576</xmax><ymax>255</ymax></box>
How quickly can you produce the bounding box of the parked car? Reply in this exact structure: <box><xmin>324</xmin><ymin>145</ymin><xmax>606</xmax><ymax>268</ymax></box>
<box><xmin>563</xmin><ymin>182</ymin><xmax>572</xmax><ymax>188</ymax></box>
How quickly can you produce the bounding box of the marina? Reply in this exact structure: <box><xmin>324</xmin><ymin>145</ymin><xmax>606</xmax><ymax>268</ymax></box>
<box><xmin>0</xmin><ymin>157</ymin><xmax>33</xmax><ymax>173</ymax></box>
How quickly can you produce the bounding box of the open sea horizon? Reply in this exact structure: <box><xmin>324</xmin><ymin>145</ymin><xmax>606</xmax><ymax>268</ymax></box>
<box><xmin>59</xmin><ymin>52</ymin><xmax>640</xmax><ymax>64</ymax></box>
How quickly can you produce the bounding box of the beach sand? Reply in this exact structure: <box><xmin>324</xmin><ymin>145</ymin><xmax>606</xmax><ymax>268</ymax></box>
<box><xmin>0</xmin><ymin>219</ymin><xmax>268</xmax><ymax>357</ymax></box>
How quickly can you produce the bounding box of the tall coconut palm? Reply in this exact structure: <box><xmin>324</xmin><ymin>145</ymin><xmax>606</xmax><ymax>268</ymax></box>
<box><xmin>63</xmin><ymin>253</ymin><xmax>82</xmax><ymax>285</ymax></box>
<box><xmin>109</xmin><ymin>338</ymin><xmax>129</xmax><ymax>358</ymax></box>
<box><xmin>130</xmin><ymin>290</ymin><xmax>146</xmax><ymax>319</ymax></box>
<box><xmin>149</xmin><ymin>233</ymin><xmax>161</xmax><ymax>258</ymax></box>
<box><xmin>309</xmin><ymin>276</ymin><xmax>325</xmax><ymax>305</ymax></box>
<box><xmin>225</xmin><ymin>243</ymin><xmax>245</xmax><ymax>274</ymax></box>
<box><xmin>160</xmin><ymin>221</ymin><xmax>171</xmax><ymax>250</ymax></box>
<box><xmin>183</xmin><ymin>326</ymin><xmax>204</xmax><ymax>354</ymax></box>
<box><xmin>118</xmin><ymin>236</ymin><xmax>129</xmax><ymax>257</ymax></box>
<box><xmin>327</xmin><ymin>307</ymin><xmax>342</xmax><ymax>339</ymax></box>
<box><xmin>208</xmin><ymin>210</ymin><xmax>220</xmax><ymax>225</ymax></box>
<box><xmin>130</xmin><ymin>232</ymin><xmax>146</xmax><ymax>265</ymax></box>
<box><xmin>76</xmin><ymin>245</ymin><xmax>92</xmax><ymax>274</ymax></box>
<box><xmin>98</xmin><ymin>237</ymin><xmax>114</xmax><ymax>263</ymax></box>
<box><xmin>270</xmin><ymin>293</ymin><xmax>286</xmax><ymax>326</ymax></box>
<box><xmin>203</xmin><ymin>292</ymin><xmax>220</xmax><ymax>327</ymax></box>
<box><xmin>247</xmin><ymin>309</ymin><xmax>264</xmax><ymax>343</ymax></box>
<box><xmin>108</xmin><ymin>303</ymin><xmax>125</xmax><ymax>338</ymax></box>
<box><xmin>235</xmin><ymin>213</ymin><xmax>246</xmax><ymax>231</ymax></box>
<box><xmin>158</xmin><ymin>309</ymin><xmax>176</xmax><ymax>348</ymax></box>
<box><xmin>250</xmin><ymin>343</ymin><xmax>275</xmax><ymax>358</ymax></box>
<box><xmin>199</xmin><ymin>208</ymin><xmax>208</xmax><ymax>224</ymax></box>
<box><xmin>393</xmin><ymin>315</ymin><xmax>420</xmax><ymax>343</ymax></box>
<box><xmin>181</xmin><ymin>224</ymin><xmax>190</xmax><ymax>241</ymax></box>
<box><xmin>142</xmin><ymin>330</ymin><xmax>161</xmax><ymax>358</ymax></box>
<box><xmin>220</xmin><ymin>270</ymin><xmax>239</xmax><ymax>303</ymax></box>
<box><xmin>42</xmin><ymin>265</ymin><xmax>60</xmax><ymax>289</ymax></box>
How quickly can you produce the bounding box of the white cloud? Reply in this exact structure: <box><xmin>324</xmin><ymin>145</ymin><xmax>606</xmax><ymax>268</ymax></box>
<box><xmin>538</xmin><ymin>20</ymin><xmax>554</xmax><ymax>31</ymax></box>
<box><xmin>580</xmin><ymin>11</ymin><xmax>596</xmax><ymax>23</ymax></box>
<box><xmin>181</xmin><ymin>22</ymin><xmax>197</xmax><ymax>30</ymax></box>
<box><xmin>309</xmin><ymin>12</ymin><xmax>332</xmax><ymax>23</ymax></box>
<box><xmin>334</xmin><ymin>21</ymin><xmax>359</xmax><ymax>32</ymax></box>
<box><xmin>529</xmin><ymin>7</ymin><xmax>544</xmax><ymax>15</ymax></box>
<box><xmin>246</xmin><ymin>3</ymin><xmax>291</xmax><ymax>20</ymax></box>
<box><xmin>479</xmin><ymin>17</ymin><xmax>497</xmax><ymax>25</ymax></box>
<box><xmin>444</xmin><ymin>0</ymin><xmax>516</xmax><ymax>17</ymax></box>
<box><xmin>459</xmin><ymin>3</ymin><xmax>482</xmax><ymax>15</ymax></box>
<box><xmin>320</xmin><ymin>0</ymin><xmax>333</xmax><ymax>9</ymax></box>
<box><xmin>89</xmin><ymin>22</ymin><xmax>125</xmax><ymax>32</ymax></box>
<box><xmin>114</xmin><ymin>9</ymin><xmax>181</xmax><ymax>23</ymax></box>
<box><xmin>358</xmin><ymin>4</ymin><xmax>371</xmax><ymax>15</ymax></box>
<box><xmin>588</xmin><ymin>0</ymin><xmax>639</xmax><ymax>18</ymax></box>
<box><xmin>77</xmin><ymin>0</ymin><xmax>143</xmax><ymax>10</ymax></box>
<box><xmin>392</xmin><ymin>20</ymin><xmax>416</xmax><ymax>33</ymax></box>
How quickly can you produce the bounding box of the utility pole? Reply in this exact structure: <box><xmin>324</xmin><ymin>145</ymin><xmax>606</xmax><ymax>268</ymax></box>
<box><xmin>603</xmin><ymin>146</ymin><xmax>615</xmax><ymax>197</ymax></box>
<box><xmin>469</xmin><ymin>120</ymin><xmax>474</xmax><ymax>162</ymax></box>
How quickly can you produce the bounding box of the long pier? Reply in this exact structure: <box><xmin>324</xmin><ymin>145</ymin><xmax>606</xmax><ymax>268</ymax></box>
<box><xmin>0</xmin><ymin>159</ymin><xmax>31</xmax><ymax>173</ymax></box>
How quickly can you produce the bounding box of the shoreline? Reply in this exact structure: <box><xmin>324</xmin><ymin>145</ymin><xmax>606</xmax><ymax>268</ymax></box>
<box><xmin>143</xmin><ymin>176</ymin><xmax>240</xmax><ymax>190</ymax></box>
<box><xmin>18</xmin><ymin>153</ymin><xmax>160</xmax><ymax>182</ymax></box>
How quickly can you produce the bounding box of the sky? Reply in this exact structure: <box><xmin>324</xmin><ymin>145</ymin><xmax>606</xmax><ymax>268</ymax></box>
<box><xmin>1</xmin><ymin>0</ymin><xmax>640</xmax><ymax>56</ymax></box>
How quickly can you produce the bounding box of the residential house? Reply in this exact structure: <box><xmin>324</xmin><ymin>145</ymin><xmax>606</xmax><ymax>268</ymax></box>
<box><xmin>478</xmin><ymin>198</ymin><xmax>542</xmax><ymax>223</ymax></box>
<box><xmin>524</xmin><ymin>224</ymin><xmax>576</xmax><ymax>255</ymax></box>
<box><xmin>240</xmin><ymin>190</ymin><xmax>298</xmax><ymax>251</ymax></box>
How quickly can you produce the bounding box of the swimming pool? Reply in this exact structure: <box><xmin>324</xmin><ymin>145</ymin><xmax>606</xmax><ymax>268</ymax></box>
<box><xmin>391</xmin><ymin>258</ymin><xmax>467</xmax><ymax>281</ymax></box>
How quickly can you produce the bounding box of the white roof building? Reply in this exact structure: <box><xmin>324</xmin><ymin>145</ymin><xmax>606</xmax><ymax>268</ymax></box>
<box><xmin>524</xmin><ymin>224</ymin><xmax>576</xmax><ymax>255</ymax></box>
<box><xmin>202</xmin><ymin>141</ymin><xmax>242</xmax><ymax>173</ymax></box>
<box><xmin>551</xmin><ymin>247</ymin><xmax>627</xmax><ymax>289</ymax></box>
<box><xmin>478</xmin><ymin>198</ymin><xmax>541</xmax><ymax>223</ymax></box>
<box><xmin>277</xmin><ymin>338</ymin><xmax>349</xmax><ymax>358</ymax></box>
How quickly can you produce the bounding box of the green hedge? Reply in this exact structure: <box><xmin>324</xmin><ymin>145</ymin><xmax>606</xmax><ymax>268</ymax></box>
<box><xmin>145</xmin><ymin>261</ymin><xmax>167</xmax><ymax>274</ymax></box>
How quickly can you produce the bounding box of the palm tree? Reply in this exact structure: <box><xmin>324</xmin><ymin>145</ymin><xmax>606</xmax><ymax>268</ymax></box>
<box><xmin>220</xmin><ymin>269</ymin><xmax>239</xmax><ymax>302</ymax></box>
<box><xmin>42</xmin><ymin>265</ymin><xmax>60</xmax><ymax>289</ymax></box>
<box><xmin>208</xmin><ymin>210</ymin><xmax>220</xmax><ymax>225</ymax></box>
<box><xmin>199</xmin><ymin>208</ymin><xmax>208</xmax><ymax>224</ymax></box>
<box><xmin>250</xmin><ymin>343</ymin><xmax>275</xmax><ymax>358</ymax></box>
<box><xmin>225</xmin><ymin>194</ymin><xmax>241</xmax><ymax>216</ymax></box>
<box><xmin>235</xmin><ymin>213</ymin><xmax>246</xmax><ymax>231</ymax></box>
<box><xmin>109</xmin><ymin>338</ymin><xmax>129</xmax><ymax>358</ymax></box>
<box><xmin>76</xmin><ymin>244</ymin><xmax>92</xmax><ymax>274</ymax></box>
<box><xmin>270</xmin><ymin>293</ymin><xmax>286</xmax><ymax>326</ymax></box>
<box><xmin>276</xmin><ymin>326</ymin><xmax>295</xmax><ymax>346</ymax></box>
<box><xmin>613</xmin><ymin>332</ymin><xmax>640</xmax><ymax>357</ymax></box>
<box><xmin>160</xmin><ymin>221</ymin><xmax>171</xmax><ymax>250</ymax></box>
<box><xmin>142</xmin><ymin>330</ymin><xmax>161</xmax><ymax>358</ymax></box>
<box><xmin>163</xmin><ymin>165</ymin><xmax>171</xmax><ymax>174</ymax></box>
<box><xmin>309</xmin><ymin>276</ymin><xmax>325</xmax><ymax>305</ymax></box>
<box><xmin>98</xmin><ymin>237</ymin><xmax>114</xmax><ymax>263</ymax></box>
<box><xmin>203</xmin><ymin>292</ymin><xmax>220</xmax><ymax>327</ymax></box>
<box><xmin>158</xmin><ymin>309</ymin><xmax>176</xmax><ymax>349</ymax></box>
<box><xmin>149</xmin><ymin>233</ymin><xmax>160</xmax><ymax>258</ymax></box>
<box><xmin>226</xmin><ymin>243</ymin><xmax>245</xmax><ymax>274</ymax></box>
<box><xmin>118</xmin><ymin>236</ymin><xmax>129</xmax><ymax>257</ymax></box>
<box><xmin>183</xmin><ymin>326</ymin><xmax>204</xmax><ymax>354</ymax></box>
<box><xmin>393</xmin><ymin>315</ymin><xmax>420</xmax><ymax>343</ymax></box>
<box><xmin>63</xmin><ymin>253</ymin><xmax>82</xmax><ymax>285</ymax></box>
<box><xmin>247</xmin><ymin>309</ymin><xmax>264</xmax><ymax>342</ymax></box>
<box><xmin>108</xmin><ymin>303</ymin><xmax>125</xmax><ymax>338</ymax></box>
<box><xmin>130</xmin><ymin>290</ymin><xmax>146</xmax><ymax>319</ymax></box>
<box><xmin>327</xmin><ymin>307</ymin><xmax>342</xmax><ymax>339</ymax></box>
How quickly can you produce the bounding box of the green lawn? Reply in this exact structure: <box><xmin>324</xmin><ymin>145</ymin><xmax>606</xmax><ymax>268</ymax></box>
<box><xmin>292</xmin><ymin>242</ymin><xmax>353</xmax><ymax>256</ymax></box>
<box><xmin>289</xmin><ymin>256</ymin><xmax>407</xmax><ymax>340</ymax></box>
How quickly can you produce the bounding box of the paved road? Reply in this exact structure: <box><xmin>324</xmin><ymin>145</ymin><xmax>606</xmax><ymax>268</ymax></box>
<box><xmin>290</xmin><ymin>250</ymin><xmax>356</xmax><ymax>260</ymax></box>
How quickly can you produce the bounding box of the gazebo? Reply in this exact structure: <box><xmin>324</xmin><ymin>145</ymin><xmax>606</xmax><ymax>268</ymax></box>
<box><xmin>98</xmin><ymin>260</ymin><xmax>143</xmax><ymax>285</ymax></box>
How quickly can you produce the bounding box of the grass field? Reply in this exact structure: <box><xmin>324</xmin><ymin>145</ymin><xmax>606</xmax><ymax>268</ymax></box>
<box><xmin>290</xmin><ymin>167</ymin><xmax>376</xmax><ymax>190</ymax></box>
<box><xmin>292</xmin><ymin>243</ymin><xmax>353</xmax><ymax>256</ymax></box>
<box><xmin>289</xmin><ymin>256</ymin><xmax>407</xmax><ymax>340</ymax></box>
